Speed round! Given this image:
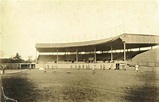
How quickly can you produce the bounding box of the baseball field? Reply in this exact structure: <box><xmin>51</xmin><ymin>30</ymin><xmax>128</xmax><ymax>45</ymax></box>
<box><xmin>1</xmin><ymin>67</ymin><xmax>159</xmax><ymax>102</ymax></box>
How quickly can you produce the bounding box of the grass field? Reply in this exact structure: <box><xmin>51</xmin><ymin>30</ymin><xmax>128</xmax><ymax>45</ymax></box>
<box><xmin>1</xmin><ymin>67</ymin><xmax>159</xmax><ymax>102</ymax></box>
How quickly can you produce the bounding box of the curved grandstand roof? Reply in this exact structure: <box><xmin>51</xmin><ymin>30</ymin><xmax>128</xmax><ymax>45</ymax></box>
<box><xmin>36</xmin><ymin>33</ymin><xmax>159</xmax><ymax>52</ymax></box>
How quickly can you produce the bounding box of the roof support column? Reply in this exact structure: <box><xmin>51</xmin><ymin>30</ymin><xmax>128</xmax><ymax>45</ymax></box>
<box><xmin>94</xmin><ymin>47</ymin><xmax>96</xmax><ymax>62</ymax></box>
<box><xmin>123</xmin><ymin>42</ymin><xmax>126</xmax><ymax>62</ymax></box>
<box><xmin>151</xmin><ymin>46</ymin><xmax>153</xmax><ymax>49</ymax></box>
<box><xmin>76</xmin><ymin>49</ymin><xmax>78</xmax><ymax>62</ymax></box>
<box><xmin>110</xmin><ymin>46</ymin><xmax>113</xmax><ymax>62</ymax></box>
<box><xmin>64</xmin><ymin>50</ymin><xmax>66</xmax><ymax>61</ymax></box>
<box><xmin>56</xmin><ymin>50</ymin><xmax>58</xmax><ymax>63</ymax></box>
<box><xmin>35</xmin><ymin>49</ymin><xmax>38</xmax><ymax>64</ymax></box>
<box><xmin>19</xmin><ymin>64</ymin><xmax>21</xmax><ymax>69</ymax></box>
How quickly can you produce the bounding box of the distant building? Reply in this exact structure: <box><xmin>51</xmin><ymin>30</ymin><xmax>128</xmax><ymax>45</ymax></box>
<box><xmin>0</xmin><ymin>58</ymin><xmax>35</xmax><ymax>69</ymax></box>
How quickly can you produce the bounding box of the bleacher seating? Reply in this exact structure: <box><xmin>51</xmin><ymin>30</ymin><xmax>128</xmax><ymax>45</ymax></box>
<box><xmin>38</xmin><ymin>55</ymin><xmax>56</xmax><ymax>63</ymax></box>
<box><xmin>37</xmin><ymin>50</ymin><xmax>148</xmax><ymax>63</ymax></box>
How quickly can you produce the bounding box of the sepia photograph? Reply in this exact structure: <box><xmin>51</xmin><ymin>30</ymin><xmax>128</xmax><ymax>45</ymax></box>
<box><xmin>1</xmin><ymin>0</ymin><xmax>159</xmax><ymax>102</ymax></box>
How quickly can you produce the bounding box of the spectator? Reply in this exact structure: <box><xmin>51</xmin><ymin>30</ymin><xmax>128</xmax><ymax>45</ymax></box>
<box><xmin>2</xmin><ymin>65</ymin><xmax>5</xmax><ymax>74</ymax></box>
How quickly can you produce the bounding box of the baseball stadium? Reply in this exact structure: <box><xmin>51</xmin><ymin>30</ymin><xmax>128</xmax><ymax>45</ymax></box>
<box><xmin>35</xmin><ymin>33</ymin><xmax>159</xmax><ymax>69</ymax></box>
<box><xmin>1</xmin><ymin>33</ymin><xmax>159</xmax><ymax>102</ymax></box>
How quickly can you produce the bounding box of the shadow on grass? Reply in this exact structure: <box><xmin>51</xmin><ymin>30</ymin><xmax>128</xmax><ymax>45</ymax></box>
<box><xmin>1</xmin><ymin>73</ymin><xmax>39</xmax><ymax>102</ymax></box>
<box><xmin>62</xmin><ymin>78</ymin><xmax>98</xmax><ymax>102</ymax></box>
<box><xmin>124</xmin><ymin>70</ymin><xmax>159</xmax><ymax>102</ymax></box>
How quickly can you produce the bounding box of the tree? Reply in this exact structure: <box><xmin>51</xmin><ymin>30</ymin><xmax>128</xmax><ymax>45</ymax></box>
<box><xmin>26</xmin><ymin>55</ymin><xmax>33</xmax><ymax>63</ymax></box>
<box><xmin>13</xmin><ymin>53</ymin><xmax>21</xmax><ymax>60</ymax></box>
<box><xmin>11</xmin><ymin>53</ymin><xmax>24</xmax><ymax>63</ymax></box>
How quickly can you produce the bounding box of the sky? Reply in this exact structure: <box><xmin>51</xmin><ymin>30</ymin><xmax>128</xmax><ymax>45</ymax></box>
<box><xmin>1</xmin><ymin>0</ymin><xmax>159</xmax><ymax>59</ymax></box>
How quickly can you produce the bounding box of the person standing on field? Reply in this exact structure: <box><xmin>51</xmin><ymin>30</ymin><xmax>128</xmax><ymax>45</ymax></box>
<box><xmin>92</xmin><ymin>64</ymin><xmax>96</xmax><ymax>75</ymax></box>
<box><xmin>135</xmin><ymin>64</ymin><xmax>139</xmax><ymax>72</ymax></box>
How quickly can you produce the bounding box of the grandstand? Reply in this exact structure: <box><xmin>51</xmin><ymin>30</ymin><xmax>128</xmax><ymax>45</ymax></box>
<box><xmin>37</xmin><ymin>51</ymin><xmax>147</xmax><ymax>63</ymax></box>
<box><xmin>35</xmin><ymin>33</ymin><xmax>159</xmax><ymax>68</ymax></box>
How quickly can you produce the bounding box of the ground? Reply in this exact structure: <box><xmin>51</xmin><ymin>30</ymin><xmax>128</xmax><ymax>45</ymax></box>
<box><xmin>1</xmin><ymin>67</ymin><xmax>159</xmax><ymax>102</ymax></box>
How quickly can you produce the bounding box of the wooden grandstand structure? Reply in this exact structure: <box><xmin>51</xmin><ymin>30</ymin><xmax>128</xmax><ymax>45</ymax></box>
<box><xmin>36</xmin><ymin>33</ymin><xmax>159</xmax><ymax>64</ymax></box>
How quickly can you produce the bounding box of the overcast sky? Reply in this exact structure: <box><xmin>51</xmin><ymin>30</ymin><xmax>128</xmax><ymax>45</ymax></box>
<box><xmin>1</xmin><ymin>0</ymin><xmax>159</xmax><ymax>59</ymax></box>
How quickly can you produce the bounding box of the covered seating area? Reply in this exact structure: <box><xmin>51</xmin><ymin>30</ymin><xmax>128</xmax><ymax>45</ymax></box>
<box><xmin>36</xmin><ymin>33</ymin><xmax>159</xmax><ymax>64</ymax></box>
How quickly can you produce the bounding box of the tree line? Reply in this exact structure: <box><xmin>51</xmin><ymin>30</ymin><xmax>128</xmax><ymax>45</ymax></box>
<box><xmin>1</xmin><ymin>53</ymin><xmax>34</xmax><ymax>63</ymax></box>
